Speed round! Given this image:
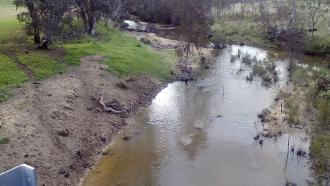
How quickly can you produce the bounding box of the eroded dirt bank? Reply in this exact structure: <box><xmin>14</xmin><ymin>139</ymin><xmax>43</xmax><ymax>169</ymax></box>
<box><xmin>0</xmin><ymin>55</ymin><xmax>164</xmax><ymax>186</ymax></box>
<box><xmin>0</xmin><ymin>26</ymin><xmax>213</xmax><ymax>185</ymax></box>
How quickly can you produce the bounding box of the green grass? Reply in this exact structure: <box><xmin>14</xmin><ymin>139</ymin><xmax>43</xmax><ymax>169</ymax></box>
<box><xmin>284</xmin><ymin>97</ymin><xmax>300</xmax><ymax>125</ymax></box>
<box><xmin>0</xmin><ymin>136</ymin><xmax>10</xmax><ymax>144</ymax></box>
<box><xmin>17</xmin><ymin>52</ymin><xmax>65</xmax><ymax>80</ymax></box>
<box><xmin>0</xmin><ymin>53</ymin><xmax>27</xmax><ymax>102</ymax></box>
<box><xmin>212</xmin><ymin>17</ymin><xmax>278</xmax><ymax>48</ymax></box>
<box><xmin>63</xmin><ymin>25</ymin><xmax>175</xmax><ymax>81</ymax></box>
<box><xmin>0</xmin><ymin>54</ymin><xmax>28</xmax><ymax>89</ymax></box>
<box><xmin>0</xmin><ymin>0</ymin><xmax>14</xmax><ymax>5</ymax></box>
<box><xmin>212</xmin><ymin>13</ymin><xmax>330</xmax><ymax>55</ymax></box>
<box><xmin>0</xmin><ymin>19</ymin><xmax>26</xmax><ymax>46</ymax></box>
<box><xmin>0</xmin><ymin>0</ymin><xmax>23</xmax><ymax>19</ymax></box>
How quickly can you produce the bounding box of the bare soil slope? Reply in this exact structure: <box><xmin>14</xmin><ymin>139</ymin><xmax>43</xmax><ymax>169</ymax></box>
<box><xmin>0</xmin><ymin>55</ymin><xmax>161</xmax><ymax>186</ymax></box>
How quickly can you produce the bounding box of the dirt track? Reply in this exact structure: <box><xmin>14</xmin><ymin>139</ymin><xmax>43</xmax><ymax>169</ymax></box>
<box><xmin>0</xmin><ymin>55</ymin><xmax>162</xmax><ymax>186</ymax></box>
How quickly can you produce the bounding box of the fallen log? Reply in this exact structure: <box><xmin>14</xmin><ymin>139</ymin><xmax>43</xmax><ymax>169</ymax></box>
<box><xmin>99</xmin><ymin>94</ymin><xmax>124</xmax><ymax>114</ymax></box>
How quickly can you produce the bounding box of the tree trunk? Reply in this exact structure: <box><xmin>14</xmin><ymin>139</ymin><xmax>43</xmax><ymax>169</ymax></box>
<box><xmin>32</xmin><ymin>22</ymin><xmax>40</xmax><ymax>44</ymax></box>
<box><xmin>80</xmin><ymin>10</ymin><xmax>89</xmax><ymax>33</ymax></box>
<box><xmin>88</xmin><ymin>16</ymin><xmax>97</xmax><ymax>35</ymax></box>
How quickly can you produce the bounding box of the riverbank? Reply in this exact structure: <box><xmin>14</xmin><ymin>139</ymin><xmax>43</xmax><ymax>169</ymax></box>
<box><xmin>257</xmin><ymin>62</ymin><xmax>330</xmax><ymax>185</ymax></box>
<box><xmin>0</xmin><ymin>16</ymin><xmax>213</xmax><ymax>186</ymax></box>
<box><xmin>212</xmin><ymin>14</ymin><xmax>330</xmax><ymax>57</ymax></box>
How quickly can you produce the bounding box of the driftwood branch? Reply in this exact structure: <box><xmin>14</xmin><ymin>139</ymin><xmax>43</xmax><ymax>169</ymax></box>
<box><xmin>99</xmin><ymin>94</ymin><xmax>124</xmax><ymax>114</ymax></box>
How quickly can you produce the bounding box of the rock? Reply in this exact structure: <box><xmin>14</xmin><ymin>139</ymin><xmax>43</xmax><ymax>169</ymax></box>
<box><xmin>146</xmin><ymin>24</ymin><xmax>159</xmax><ymax>33</ymax></box>
<box><xmin>58</xmin><ymin>167</ymin><xmax>66</xmax><ymax>175</ymax></box>
<box><xmin>254</xmin><ymin>134</ymin><xmax>261</xmax><ymax>141</ymax></box>
<box><xmin>64</xmin><ymin>173</ymin><xmax>70</xmax><ymax>178</ymax></box>
<box><xmin>100</xmin><ymin>136</ymin><xmax>107</xmax><ymax>142</ymax></box>
<box><xmin>297</xmin><ymin>125</ymin><xmax>304</xmax><ymax>129</ymax></box>
<box><xmin>213</xmin><ymin>42</ymin><xmax>226</xmax><ymax>49</ymax></box>
<box><xmin>296</xmin><ymin>149</ymin><xmax>307</xmax><ymax>157</ymax></box>
<box><xmin>261</xmin><ymin>118</ymin><xmax>268</xmax><ymax>123</ymax></box>
<box><xmin>290</xmin><ymin>146</ymin><xmax>295</xmax><ymax>152</ymax></box>
<box><xmin>76</xmin><ymin>151</ymin><xmax>84</xmax><ymax>158</ymax></box>
<box><xmin>57</xmin><ymin>129</ymin><xmax>70</xmax><ymax>137</ymax></box>
<box><xmin>101</xmin><ymin>149</ymin><xmax>109</xmax><ymax>156</ymax></box>
<box><xmin>246</xmin><ymin>74</ymin><xmax>253</xmax><ymax>81</ymax></box>
<box><xmin>216</xmin><ymin>115</ymin><xmax>222</xmax><ymax>118</ymax></box>
<box><xmin>259</xmin><ymin>139</ymin><xmax>264</xmax><ymax>145</ymax></box>
<box><xmin>66</xmin><ymin>99</ymin><xmax>74</xmax><ymax>104</ymax></box>
<box><xmin>83</xmin><ymin>163</ymin><xmax>90</xmax><ymax>168</ymax></box>
<box><xmin>239</xmin><ymin>42</ymin><xmax>245</xmax><ymax>46</ymax></box>
<box><xmin>51</xmin><ymin>111</ymin><xmax>67</xmax><ymax>120</ymax></box>
<box><xmin>86</xmin><ymin>107</ymin><xmax>94</xmax><ymax>111</ymax></box>
<box><xmin>123</xmin><ymin>136</ymin><xmax>131</xmax><ymax>141</ymax></box>
<box><xmin>258</xmin><ymin>109</ymin><xmax>271</xmax><ymax>119</ymax></box>
<box><xmin>140</xmin><ymin>37</ymin><xmax>152</xmax><ymax>45</ymax></box>
<box><xmin>116</xmin><ymin>81</ymin><xmax>129</xmax><ymax>89</ymax></box>
<box><xmin>63</xmin><ymin>104</ymin><xmax>73</xmax><ymax>110</ymax></box>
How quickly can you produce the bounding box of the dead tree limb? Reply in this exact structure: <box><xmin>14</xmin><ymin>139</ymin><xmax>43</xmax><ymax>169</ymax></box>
<box><xmin>99</xmin><ymin>94</ymin><xmax>124</xmax><ymax>114</ymax></box>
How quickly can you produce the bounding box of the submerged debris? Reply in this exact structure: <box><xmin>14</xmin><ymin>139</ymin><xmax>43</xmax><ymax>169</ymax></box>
<box><xmin>254</xmin><ymin>134</ymin><xmax>261</xmax><ymax>141</ymax></box>
<box><xmin>286</xmin><ymin>181</ymin><xmax>297</xmax><ymax>186</ymax></box>
<box><xmin>296</xmin><ymin>148</ymin><xmax>307</xmax><ymax>157</ymax></box>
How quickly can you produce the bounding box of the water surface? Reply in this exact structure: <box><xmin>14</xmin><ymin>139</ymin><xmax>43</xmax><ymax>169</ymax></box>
<box><xmin>83</xmin><ymin>46</ymin><xmax>312</xmax><ymax>186</ymax></box>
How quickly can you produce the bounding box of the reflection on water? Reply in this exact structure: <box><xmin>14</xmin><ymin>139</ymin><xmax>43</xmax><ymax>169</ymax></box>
<box><xmin>83</xmin><ymin>46</ymin><xmax>312</xmax><ymax>186</ymax></box>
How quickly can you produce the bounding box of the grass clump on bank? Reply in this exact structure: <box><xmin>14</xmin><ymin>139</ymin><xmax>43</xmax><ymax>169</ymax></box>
<box><xmin>284</xmin><ymin>97</ymin><xmax>300</xmax><ymax>125</ymax></box>
<box><xmin>289</xmin><ymin>64</ymin><xmax>330</xmax><ymax>181</ymax></box>
<box><xmin>0</xmin><ymin>136</ymin><xmax>10</xmax><ymax>145</ymax></box>
<box><xmin>18</xmin><ymin>53</ymin><xmax>64</xmax><ymax>80</ymax></box>
<box><xmin>311</xmin><ymin>134</ymin><xmax>330</xmax><ymax>175</ymax></box>
<box><xmin>63</xmin><ymin>25</ymin><xmax>175</xmax><ymax>81</ymax></box>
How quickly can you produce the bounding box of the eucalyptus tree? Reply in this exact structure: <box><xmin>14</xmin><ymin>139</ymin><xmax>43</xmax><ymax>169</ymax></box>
<box><xmin>14</xmin><ymin>0</ymin><xmax>73</xmax><ymax>43</ymax></box>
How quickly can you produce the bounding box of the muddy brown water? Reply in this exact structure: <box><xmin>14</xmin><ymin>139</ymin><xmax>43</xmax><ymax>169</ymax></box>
<box><xmin>83</xmin><ymin>45</ymin><xmax>314</xmax><ymax>186</ymax></box>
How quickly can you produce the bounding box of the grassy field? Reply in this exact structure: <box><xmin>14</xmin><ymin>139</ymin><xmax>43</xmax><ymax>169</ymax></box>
<box><xmin>212</xmin><ymin>16</ymin><xmax>278</xmax><ymax>48</ymax></box>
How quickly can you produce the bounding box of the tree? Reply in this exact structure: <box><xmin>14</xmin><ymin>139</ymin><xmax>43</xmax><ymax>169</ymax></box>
<box><xmin>74</xmin><ymin>0</ymin><xmax>126</xmax><ymax>35</ymax></box>
<box><xmin>174</xmin><ymin>0</ymin><xmax>213</xmax><ymax>79</ymax></box>
<box><xmin>14</xmin><ymin>0</ymin><xmax>42</xmax><ymax>43</ymax></box>
<box><xmin>14</xmin><ymin>0</ymin><xmax>72</xmax><ymax>43</ymax></box>
<box><xmin>302</xmin><ymin>0</ymin><xmax>328</xmax><ymax>36</ymax></box>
